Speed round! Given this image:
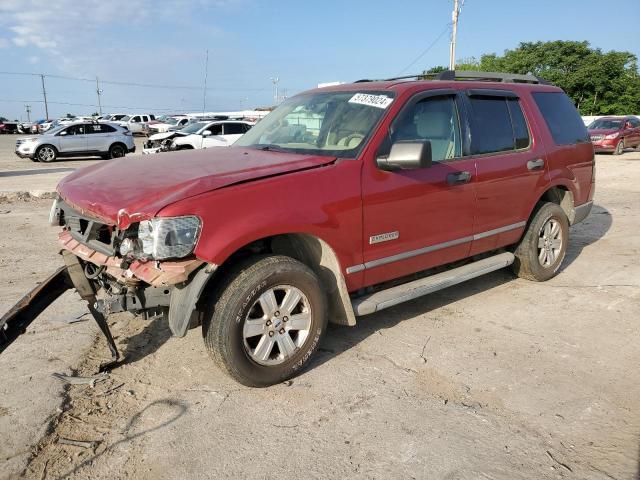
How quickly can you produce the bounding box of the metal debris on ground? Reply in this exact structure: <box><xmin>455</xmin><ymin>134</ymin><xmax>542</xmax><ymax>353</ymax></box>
<box><xmin>51</xmin><ymin>372</ymin><xmax>108</xmax><ymax>387</ymax></box>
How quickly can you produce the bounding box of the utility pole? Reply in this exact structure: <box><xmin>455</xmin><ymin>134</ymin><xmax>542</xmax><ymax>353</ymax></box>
<box><xmin>25</xmin><ymin>105</ymin><xmax>31</xmax><ymax>123</ymax></box>
<box><xmin>202</xmin><ymin>49</ymin><xmax>209</xmax><ymax>116</ymax></box>
<box><xmin>40</xmin><ymin>74</ymin><xmax>49</xmax><ymax>119</ymax></box>
<box><xmin>270</xmin><ymin>77</ymin><xmax>279</xmax><ymax>104</ymax></box>
<box><xmin>449</xmin><ymin>0</ymin><xmax>460</xmax><ymax>70</ymax></box>
<box><xmin>96</xmin><ymin>76</ymin><xmax>103</xmax><ymax>115</ymax></box>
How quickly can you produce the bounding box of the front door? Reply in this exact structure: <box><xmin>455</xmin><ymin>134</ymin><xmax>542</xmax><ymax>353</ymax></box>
<box><xmin>361</xmin><ymin>91</ymin><xmax>477</xmax><ymax>287</ymax></box>
<box><xmin>59</xmin><ymin>124</ymin><xmax>88</xmax><ymax>153</ymax></box>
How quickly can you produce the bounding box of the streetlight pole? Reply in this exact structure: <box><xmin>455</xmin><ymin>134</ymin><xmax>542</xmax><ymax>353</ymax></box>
<box><xmin>40</xmin><ymin>74</ymin><xmax>49</xmax><ymax>120</ymax></box>
<box><xmin>25</xmin><ymin>104</ymin><xmax>31</xmax><ymax>123</ymax></box>
<box><xmin>270</xmin><ymin>77</ymin><xmax>279</xmax><ymax>104</ymax></box>
<box><xmin>96</xmin><ymin>76</ymin><xmax>103</xmax><ymax>115</ymax></box>
<box><xmin>449</xmin><ymin>0</ymin><xmax>460</xmax><ymax>70</ymax></box>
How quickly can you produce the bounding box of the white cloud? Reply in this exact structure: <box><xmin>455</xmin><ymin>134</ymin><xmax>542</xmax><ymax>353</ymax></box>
<box><xmin>27</xmin><ymin>55</ymin><xmax>40</xmax><ymax>64</ymax></box>
<box><xmin>0</xmin><ymin>38</ymin><xmax>8</xmax><ymax>48</ymax></box>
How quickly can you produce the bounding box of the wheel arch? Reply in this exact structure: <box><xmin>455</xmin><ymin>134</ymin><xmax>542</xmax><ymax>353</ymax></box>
<box><xmin>109</xmin><ymin>141</ymin><xmax>127</xmax><ymax>151</ymax></box>
<box><xmin>529</xmin><ymin>184</ymin><xmax>577</xmax><ymax>224</ymax></box>
<box><xmin>199</xmin><ymin>233</ymin><xmax>356</xmax><ymax>329</ymax></box>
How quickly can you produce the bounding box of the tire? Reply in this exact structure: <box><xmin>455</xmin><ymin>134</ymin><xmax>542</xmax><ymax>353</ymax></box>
<box><xmin>202</xmin><ymin>255</ymin><xmax>327</xmax><ymax>387</ymax></box>
<box><xmin>512</xmin><ymin>202</ymin><xmax>569</xmax><ymax>282</ymax></box>
<box><xmin>108</xmin><ymin>143</ymin><xmax>126</xmax><ymax>159</ymax></box>
<box><xmin>35</xmin><ymin>145</ymin><xmax>57</xmax><ymax>163</ymax></box>
<box><xmin>613</xmin><ymin>139</ymin><xmax>624</xmax><ymax>155</ymax></box>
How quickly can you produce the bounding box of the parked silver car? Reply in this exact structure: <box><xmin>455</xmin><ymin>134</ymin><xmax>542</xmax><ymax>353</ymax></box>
<box><xmin>15</xmin><ymin>122</ymin><xmax>136</xmax><ymax>162</ymax></box>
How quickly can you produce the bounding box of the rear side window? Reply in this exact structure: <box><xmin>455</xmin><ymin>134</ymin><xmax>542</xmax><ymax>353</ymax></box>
<box><xmin>629</xmin><ymin>117</ymin><xmax>640</xmax><ymax>128</ymax></box>
<box><xmin>468</xmin><ymin>97</ymin><xmax>517</xmax><ymax>154</ymax></box>
<box><xmin>224</xmin><ymin>123</ymin><xmax>247</xmax><ymax>135</ymax></box>
<box><xmin>507</xmin><ymin>99</ymin><xmax>530</xmax><ymax>149</ymax></box>
<box><xmin>532</xmin><ymin>92</ymin><xmax>588</xmax><ymax>145</ymax></box>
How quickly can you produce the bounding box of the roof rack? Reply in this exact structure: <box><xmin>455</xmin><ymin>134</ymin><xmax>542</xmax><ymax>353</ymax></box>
<box><xmin>355</xmin><ymin>70</ymin><xmax>550</xmax><ymax>85</ymax></box>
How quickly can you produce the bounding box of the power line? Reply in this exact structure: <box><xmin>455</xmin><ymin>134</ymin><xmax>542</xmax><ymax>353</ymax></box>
<box><xmin>0</xmin><ymin>97</ymin><xmax>225</xmax><ymax>113</ymax></box>
<box><xmin>397</xmin><ymin>23</ymin><xmax>452</xmax><ymax>75</ymax></box>
<box><xmin>0</xmin><ymin>70</ymin><xmax>303</xmax><ymax>93</ymax></box>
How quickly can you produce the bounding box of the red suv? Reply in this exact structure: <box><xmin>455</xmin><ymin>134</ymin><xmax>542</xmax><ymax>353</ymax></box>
<box><xmin>12</xmin><ymin>71</ymin><xmax>595</xmax><ymax>386</ymax></box>
<box><xmin>588</xmin><ymin>115</ymin><xmax>640</xmax><ymax>155</ymax></box>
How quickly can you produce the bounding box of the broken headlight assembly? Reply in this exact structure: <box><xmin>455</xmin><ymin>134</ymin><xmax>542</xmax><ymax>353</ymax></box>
<box><xmin>122</xmin><ymin>216</ymin><xmax>201</xmax><ymax>260</ymax></box>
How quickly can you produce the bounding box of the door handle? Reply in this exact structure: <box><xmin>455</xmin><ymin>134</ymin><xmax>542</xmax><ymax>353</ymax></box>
<box><xmin>527</xmin><ymin>159</ymin><xmax>545</xmax><ymax>171</ymax></box>
<box><xmin>447</xmin><ymin>171</ymin><xmax>472</xmax><ymax>185</ymax></box>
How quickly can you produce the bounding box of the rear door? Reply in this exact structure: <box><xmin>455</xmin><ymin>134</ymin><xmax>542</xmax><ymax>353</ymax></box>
<box><xmin>85</xmin><ymin>123</ymin><xmax>115</xmax><ymax>152</ymax></box>
<box><xmin>465</xmin><ymin>90</ymin><xmax>548</xmax><ymax>255</ymax></box>
<box><xmin>58</xmin><ymin>124</ymin><xmax>88</xmax><ymax>153</ymax></box>
<box><xmin>361</xmin><ymin>90</ymin><xmax>478</xmax><ymax>286</ymax></box>
<box><xmin>626</xmin><ymin>117</ymin><xmax>640</xmax><ymax>147</ymax></box>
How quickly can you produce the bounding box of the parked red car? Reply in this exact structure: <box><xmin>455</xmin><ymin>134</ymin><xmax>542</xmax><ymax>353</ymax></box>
<box><xmin>1</xmin><ymin>71</ymin><xmax>595</xmax><ymax>386</ymax></box>
<box><xmin>588</xmin><ymin>115</ymin><xmax>640</xmax><ymax>154</ymax></box>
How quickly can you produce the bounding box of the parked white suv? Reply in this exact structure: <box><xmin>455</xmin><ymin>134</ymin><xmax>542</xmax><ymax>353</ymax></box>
<box><xmin>142</xmin><ymin>120</ymin><xmax>252</xmax><ymax>154</ymax></box>
<box><xmin>15</xmin><ymin>122</ymin><xmax>136</xmax><ymax>162</ymax></box>
<box><xmin>115</xmin><ymin>114</ymin><xmax>156</xmax><ymax>135</ymax></box>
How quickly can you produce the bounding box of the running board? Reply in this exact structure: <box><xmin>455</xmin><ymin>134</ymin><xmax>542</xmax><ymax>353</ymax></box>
<box><xmin>352</xmin><ymin>252</ymin><xmax>515</xmax><ymax>316</ymax></box>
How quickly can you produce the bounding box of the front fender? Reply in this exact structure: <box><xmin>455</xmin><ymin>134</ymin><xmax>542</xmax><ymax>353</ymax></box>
<box><xmin>168</xmin><ymin>264</ymin><xmax>217</xmax><ymax>337</ymax></box>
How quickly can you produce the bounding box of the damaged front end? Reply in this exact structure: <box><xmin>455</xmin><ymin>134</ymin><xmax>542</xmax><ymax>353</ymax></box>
<box><xmin>142</xmin><ymin>133</ymin><xmax>183</xmax><ymax>155</ymax></box>
<box><xmin>0</xmin><ymin>198</ymin><xmax>215</xmax><ymax>369</ymax></box>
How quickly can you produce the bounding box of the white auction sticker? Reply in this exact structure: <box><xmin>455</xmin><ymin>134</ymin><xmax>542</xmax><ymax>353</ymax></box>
<box><xmin>348</xmin><ymin>93</ymin><xmax>393</xmax><ymax>109</ymax></box>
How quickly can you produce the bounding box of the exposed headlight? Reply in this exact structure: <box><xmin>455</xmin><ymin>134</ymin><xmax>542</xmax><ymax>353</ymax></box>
<box><xmin>604</xmin><ymin>132</ymin><xmax>620</xmax><ymax>139</ymax></box>
<box><xmin>137</xmin><ymin>216</ymin><xmax>201</xmax><ymax>260</ymax></box>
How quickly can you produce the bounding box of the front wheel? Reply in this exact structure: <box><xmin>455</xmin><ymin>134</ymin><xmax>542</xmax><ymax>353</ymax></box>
<box><xmin>35</xmin><ymin>145</ymin><xmax>57</xmax><ymax>162</ymax></box>
<box><xmin>512</xmin><ymin>202</ymin><xmax>569</xmax><ymax>282</ymax></box>
<box><xmin>613</xmin><ymin>139</ymin><xmax>624</xmax><ymax>155</ymax></box>
<box><xmin>202</xmin><ymin>255</ymin><xmax>327</xmax><ymax>387</ymax></box>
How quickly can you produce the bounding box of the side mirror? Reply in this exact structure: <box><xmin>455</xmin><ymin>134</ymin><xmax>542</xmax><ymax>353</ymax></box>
<box><xmin>377</xmin><ymin>140</ymin><xmax>432</xmax><ymax>171</ymax></box>
<box><xmin>202</xmin><ymin>130</ymin><xmax>212</xmax><ymax>137</ymax></box>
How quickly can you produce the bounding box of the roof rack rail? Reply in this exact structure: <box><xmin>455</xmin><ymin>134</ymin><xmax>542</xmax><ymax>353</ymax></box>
<box><xmin>354</xmin><ymin>70</ymin><xmax>550</xmax><ymax>85</ymax></box>
<box><xmin>431</xmin><ymin>70</ymin><xmax>550</xmax><ymax>85</ymax></box>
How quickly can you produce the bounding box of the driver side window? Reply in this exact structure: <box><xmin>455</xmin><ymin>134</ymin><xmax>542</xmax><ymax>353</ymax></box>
<box><xmin>391</xmin><ymin>96</ymin><xmax>462</xmax><ymax>162</ymax></box>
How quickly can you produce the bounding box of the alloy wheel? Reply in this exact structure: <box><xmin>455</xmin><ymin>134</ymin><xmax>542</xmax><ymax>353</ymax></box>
<box><xmin>537</xmin><ymin>218</ymin><xmax>563</xmax><ymax>268</ymax></box>
<box><xmin>242</xmin><ymin>285</ymin><xmax>312</xmax><ymax>366</ymax></box>
<box><xmin>38</xmin><ymin>146</ymin><xmax>55</xmax><ymax>161</ymax></box>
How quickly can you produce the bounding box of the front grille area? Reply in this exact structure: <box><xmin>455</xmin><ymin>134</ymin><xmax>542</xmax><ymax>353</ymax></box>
<box><xmin>59</xmin><ymin>200</ymin><xmax>117</xmax><ymax>256</ymax></box>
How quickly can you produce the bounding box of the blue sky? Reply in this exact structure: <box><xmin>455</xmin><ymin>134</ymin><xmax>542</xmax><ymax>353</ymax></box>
<box><xmin>1</xmin><ymin>0</ymin><xmax>638</xmax><ymax>120</ymax></box>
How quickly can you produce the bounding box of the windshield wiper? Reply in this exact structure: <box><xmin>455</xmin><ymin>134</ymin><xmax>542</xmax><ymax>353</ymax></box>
<box><xmin>253</xmin><ymin>144</ymin><xmax>287</xmax><ymax>152</ymax></box>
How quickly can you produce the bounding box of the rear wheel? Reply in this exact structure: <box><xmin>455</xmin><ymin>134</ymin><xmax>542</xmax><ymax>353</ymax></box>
<box><xmin>202</xmin><ymin>255</ymin><xmax>327</xmax><ymax>387</ymax></box>
<box><xmin>108</xmin><ymin>143</ymin><xmax>126</xmax><ymax>159</ymax></box>
<box><xmin>512</xmin><ymin>202</ymin><xmax>569</xmax><ymax>282</ymax></box>
<box><xmin>35</xmin><ymin>145</ymin><xmax>57</xmax><ymax>163</ymax></box>
<box><xmin>613</xmin><ymin>139</ymin><xmax>624</xmax><ymax>155</ymax></box>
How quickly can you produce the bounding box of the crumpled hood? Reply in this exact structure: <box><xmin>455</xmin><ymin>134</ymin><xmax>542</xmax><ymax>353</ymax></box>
<box><xmin>57</xmin><ymin>147</ymin><xmax>336</xmax><ymax>226</ymax></box>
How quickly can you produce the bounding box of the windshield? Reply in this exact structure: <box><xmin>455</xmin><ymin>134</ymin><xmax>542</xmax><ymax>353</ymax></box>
<box><xmin>120</xmin><ymin>115</ymin><xmax>131</xmax><ymax>122</ymax></box>
<box><xmin>181</xmin><ymin>122</ymin><xmax>207</xmax><ymax>134</ymax></box>
<box><xmin>45</xmin><ymin>125</ymin><xmax>66</xmax><ymax>135</ymax></box>
<box><xmin>165</xmin><ymin>118</ymin><xmax>179</xmax><ymax>125</ymax></box>
<box><xmin>235</xmin><ymin>90</ymin><xmax>395</xmax><ymax>157</ymax></box>
<box><xmin>588</xmin><ymin>119</ymin><xmax>623</xmax><ymax>130</ymax></box>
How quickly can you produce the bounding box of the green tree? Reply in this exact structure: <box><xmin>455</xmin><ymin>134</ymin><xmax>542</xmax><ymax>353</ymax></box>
<box><xmin>0</xmin><ymin>116</ymin><xmax>8</xmax><ymax>122</ymax></box>
<box><xmin>424</xmin><ymin>41</ymin><xmax>640</xmax><ymax>115</ymax></box>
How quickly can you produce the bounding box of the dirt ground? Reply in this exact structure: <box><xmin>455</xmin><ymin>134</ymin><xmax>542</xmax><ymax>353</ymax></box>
<box><xmin>0</xmin><ymin>134</ymin><xmax>639</xmax><ymax>479</ymax></box>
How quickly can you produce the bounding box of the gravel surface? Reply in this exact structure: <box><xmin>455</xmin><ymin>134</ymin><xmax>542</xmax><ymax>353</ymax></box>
<box><xmin>0</xmin><ymin>137</ymin><xmax>638</xmax><ymax>479</ymax></box>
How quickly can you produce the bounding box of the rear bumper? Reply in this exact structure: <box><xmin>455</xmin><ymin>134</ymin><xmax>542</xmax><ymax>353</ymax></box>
<box><xmin>571</xmin><ymin>201</ymin><xmax>593</xmax><ymax>225</ymax></box>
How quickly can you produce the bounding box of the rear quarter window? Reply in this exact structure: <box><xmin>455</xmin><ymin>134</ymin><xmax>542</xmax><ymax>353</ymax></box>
<box><xmin>532</xmin><ymin>92</ymin><xmax>589</xmax><ymax>145</ymax></box>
